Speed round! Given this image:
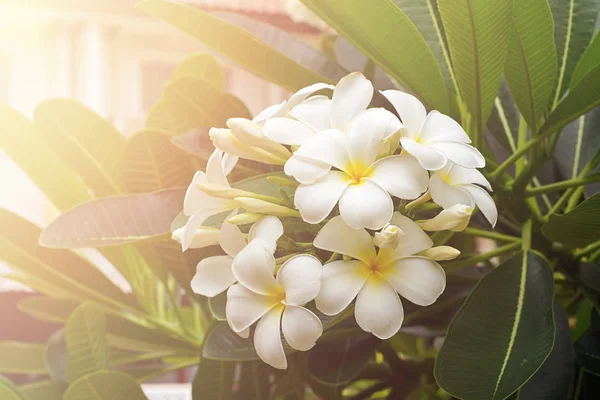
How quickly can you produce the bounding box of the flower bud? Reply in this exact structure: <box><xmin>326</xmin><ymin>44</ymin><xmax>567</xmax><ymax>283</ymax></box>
<box><xmin>172</xmin><ymin>226</ymin><xmax>220</xmax><ymax>250</ymax></box>
<box><xmin>419</xmin><ymin>246</ymin><xmax>460</xmax><ymax>261</ymax></box>
<box><xmin>227</xmin><ymin>212</ymin><xmax>264</xmax><ymax>225</ymax></box>
<box><xmin>209</xmin><ymin>128</ymin><xmax>287</xmax><ymax>165</ymax></box>
<box><xmin>227</xmin><ymin>118</ymin><xmax>291</xmax><ymax>160</ymax></box>
<box><xmin>196</xmin><ymin>183</ymin><xmax>283</xmax><ymax>205</ymax></box>
<box><xmin>373</xmin><ymin>224</ymin><xmax>404</xmax><ymax>248</ymax></box>
<box><xmin>234</xmin><ymin>197</ymin><xmax>300</xmax><ymax>218</ymax></box>
<box><xmin>405</xmin><ymin>191</ymin><xmax>432</xmax><ymax>211</ymax></box>
<box><xmin>418</xmin><ymin>204</ymin><xmax>473</xmax><ymax>232</ymax></box>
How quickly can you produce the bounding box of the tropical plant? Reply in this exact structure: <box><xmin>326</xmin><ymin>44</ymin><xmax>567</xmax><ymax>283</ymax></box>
<box><xmin>1</xmin><ymin>0</ymin><xmax>600</xmax><ymax>399</ymax></box>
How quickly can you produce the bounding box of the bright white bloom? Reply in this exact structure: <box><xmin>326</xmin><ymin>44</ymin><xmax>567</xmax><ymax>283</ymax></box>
<box><xmin>190</xmin><ymin>215</ymin><xmax>283</xmax><ymax>297</ymax></box>
<box><xmin>291</xmin><ymin>108</ymin><xmax>428</xmax><ymax>230</ymax></box>
<box><xmin>314</xmin><ymin>215</ymin><xmax>446</xmax><ymax>339</ymax></box>
<box><xmin>373</xmin><ymin>224</ymin><xmax>404</xmax><ymax>249</ymax></box>
<box><xmin>429</xmin><ymin>163</ymin><xmax>497</xmax><ymax>227</ymax></box>
<box><xmin>382</xmin><ymin>90</ymin><xmax>485</xmax><ymax>171</ymax></box>
<box><xmin>226</xmin><ymin>241</ymin><xmax>323</xmax><ymax>369</ymax></box>
<box><xmin>418</xmin><ymin>204</ymin><xmax>473</xmax><ymax>232</ymax></box>
<box><xmin>175</xmin><ymin>149</ymin><xmax>239</xmax><ymax>251</ymax></box>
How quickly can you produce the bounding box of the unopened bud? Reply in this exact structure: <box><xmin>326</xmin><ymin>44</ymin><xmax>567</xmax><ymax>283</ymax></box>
<box><xmin>209</xmin><ymin>127</ymin><xmax>287</xmax><ymax>166</ymax></box>
<box><xmin>196</xmin><ymin>183</ymin><xmax>282</xmax><ymax>205</ymax></box>
<box><xmin>172</xmin><ymin>226</ymin><xmax>220</xmax><ymax>250</ymax></box>
<box><xmin>267</xmin><ymin>175</ymin><xmax>299</xmax><ymax>188</ymax></box>
<box><xmin>374</xmin><ymin>224</ymin><xmax>404</xmax><ymax>248</ymax></box>
<box><xmin>234</xmin><ymin>197</ymin><xmax>300</xmax><ymax>218</ymax></box>
<box><xmin>227</xmin><ymin>212</ymin><xmax>264</xmax><ymax>225</ymax></box>
<box><xmin>419</xmin><ymin>246</ymin><xmax>460</xmax><ymax>261</ymax></box>
<box><xmin>418</xmin><ymin>204</ymin><xmax>473</xmax><ymax>232</ymax></box>
<box><xmin>227</xmin><ymin>118</ymin><xmax>292</xmax><ymax>160</ymax></box>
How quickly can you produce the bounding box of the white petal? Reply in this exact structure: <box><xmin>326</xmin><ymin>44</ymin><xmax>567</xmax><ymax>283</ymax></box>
<box><xmin>172</xmin><ymin>225</ymin><xmax>220</xmax><ymax>249</ymax></box>
<box><xmin>282</xmin><ymin>305</ymin><xmax>323</xmax><ymax>351</ymax></box>
<box><xmin>346</xmin><ymin>108</ymin><xmax>403</xmax><ymax>167</ymax></box>
<box><xmin>313</xmin><ymin>216</ymin><xmax>376</xmax><ymax>264</ymax></box>
<box><xmin>368</xmin><ymin>155</ymin><xmax>429</xmax><ymax>200</ymax></box>
<box><xmin>294</xmin><ymin>129</ymin><xmax>349</xmax><ymax>170</ymax></box>
<box><xmin>331</xmin><ymin>72</ymin><xmax>373</xmax><ymax>131</ymax></box>
<box><xmin>182</xmin><ymin>208</ymin><xmax>232</xmax><ymax>251</ymax></box>
<box><xmin>232</xmin><ymin>239</ymin><xmax>278</xmax><ymax>296</ymax></box>
<box><xmin>418</xmin><ymin>111</ymin><xmax>471</xmax><ymax>144</ymax></box>
<box><xmin>248</xmin><ymin>216</ymin><xmax>284</xmax><ymax>254</ymax></box>
<box><xmin>381</xmin><ymin>90</ymin><xmax>426</xmax><ymax>137</ymax></box>
<box><xmin>289</xmin><ymin>95</ymin><xmax>332</xmax><ymax>132</ymax></box>
<box><xmin>355</xmin><ymin>275</ymin><xmax>404</xmax><ymax>339</ymax></box>
<box><xmin>222</xmin><ymin>153</ymin><xmax>238</xmax><ymax>176</ymax></box>
<box><xmin>339</xmin><ymin>180</ymin><xmax>394</xmax><ymax>230</ymax></box>
<box><xmin>445</xmin><ymin>163</ymin><xmax>492</xmax><ymax>191</ymax></box>
<box><xmin>389</xmin><ymin>213</ymin><xmax>434</xmax><ymax>258</ymax></box>
<box><xmin>191</xmin><ymin>255</ymin><xmax>235</xmax><ymax>297</ymax></box>
<box><xmin>287</xmin><ymin>82</ymin><xmax>334</xmax><ymax>110</ymax></box>
<box><xmin>226</xmin><ymin>283</ymin><xmax>276</xmax><ymax>333</ymax></box>
<box><xmin>219</xmin><ymin>212</ymin><xmax>247</xmax><ymax>257</ymax></box>
<box><xmin>254</xmin><ymin>305</ymin><xmax>287</xmax><ymax>369</ymax></box>
<box><xmin>183</xmin><ymin>171</ymin><xmax>207</xmax><ymax>215</ymax></box>
<box><xmin>461</xmin><ymin>184</ymin><xmax>498</xmax><ymax>227</ymax></box>
<box><xmin>400</xmin><ymin>137</ymin><xmax>448</xmax><ymax>171</ymax></box>
<box><xmin>429</xmin><ymin>174</ymin><xmax>474</xmax><ymax>210</ymax></box>
<box><xmin>294</xmin><ymin>171</ymin><xmax>349</xmax><ymax>224</ymax></box>
<box><xmin>284</xmin><ymin>155</ymin><xmax>331</xmax><ymax>184</ymax></box>
<box><xmin>253</xmin><ymin>102</ymin><xmax>286</xmax><ymax>124</ymax></box>
<box><xmin>206</xmin><ymin>149</ymin><xmax>229</xmax><ymax>186</ymax></box>
<box><xmin>382</xmin><ymin>256</ymin><xmax>446</xmax><ymax>306</ymax></box>
<box><xmin>262</xmin><ymin>118</ymin><xmax>316</xmax><ymax>146</ymax></box>
<box><xmin>315</xmin><ymin>260</ymin><xmax>370</xmax><ymax>315</ymax></box>
<box><xmin>277</xmin><ymin>255</ymin><xmax>322</xmax><ymax>306</ymax></box>
<box><xmin>429</xmin><ymin>142</ymin><xmax>485</xmax><ymax>168</ymax></box>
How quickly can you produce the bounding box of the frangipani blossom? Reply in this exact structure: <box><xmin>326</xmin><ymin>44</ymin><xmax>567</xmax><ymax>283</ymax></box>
<box><xmin>313</xmin><ymin>215</ymin><xmax>446</xmax><ymax>339</ymax></box>
<box><xmin>429</xmin><ymin>163</ymin><xmax>497</xmax><ymax>227</ymax></box>
<box><xmin>382</xmin><ymin>90</ymin><xmax>485</xmax><ymax>171</ymax></box>
<box><xmin>174</xmin><ymin>149</ymin><xmax>239</xmax><ymax>251</ymax></box>
<box><xmin>291</xmin><ymin>108</ymin><xmax>428</xmax><ymax>230</ymax></box>
<box><xmin>190</xmin><ymin>215</ymin><xmax>283</xmax><ymax>297</ymax></box>
<box><xmin>419</xmin><ymin>204</ymin><xmax>473</xmax><ymax>232</ymax></box>
<box><xmin>226</xmin><ymin>240</ymin><xmax>323</xmax><ymax>369</ymax></box>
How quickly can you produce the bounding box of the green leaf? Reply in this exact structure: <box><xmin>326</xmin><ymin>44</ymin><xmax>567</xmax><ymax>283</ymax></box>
<box><xmin>39</xmin><ymin>188</ymin><xmax>185</xmax><ymax>248</ymax></box>
<box><xmin>438</xmin><ymin>0</ymin><xmax>512</xmax><ymax>138</ymax></box>
<box><xmin>542</xmin><ymin>192</ymin><xmax>600</xmax><ymax>248</ymax></box>
<box><xmin>66</xmin><ymin>303</ymin><xmax>110</xmax><ymax>383</ymax></box>
<box><xmin>191</xmin><ymin>359</ymin><xmax>234</xmax><ymax>399</ymax></box>
<box><xmin>19</xmin><ymin>380</ymin><xmax>63</xmax><ymax>400</ymax></box>
<box><xmin>0</xmin><ymin>342</ymin><xmax>48</xmax><ymax>374</ymax></box>
<box><xmin>307</xmin><ymin>335</ymin><xmax>378</xmax><ymax>387</ymax></box>
<box><xmin>171</xmin><ymin>52</ymin><xmax>224</xmax><ymax>89</ymax></box>
<box><xmin>0</xmin><ymin>209</ymin><xmax>137</xmax><ymax>311</ymax></box>
<box><xmin>549</xmin><ymin>0</ymin><xmax>600</xmax><ymax>103</ymax></box>
<box><xmin>271</xmin><ymin>366</ymin><xmax>306</xmax><ymax>400</ymax></box>
<box><xmin>504</xmin><ymin>0</ymin><xmax>557</xmax><ymax>132</ymax></box>
<box><xmin>435</xmin><ymin>251</ymin><xmax>555</xmax><ymax>400</ymax></box>
<box><xmin>34</xmin><ymin>99</ymin><xmax>126</xmax><ymax>196</ymax></box>
<box><xmin>301</xmin><ymin>0</ymin><xmax>449</xmax><ymax>112</ymax></box>
<box><xmin>570</xmin><ymin>31</ymin><xmax>600</xmax><ymax>89</ymax></box>
<box><xmin>202</xmin><ymin>323</ymin><xmax>258</xmax><ymax>361</ymax></box>
<box><xmin>63</xmin><ymin>371</ymin><xmax>147</xmax><ymax>400</ymax></box>
<box><xmin>0</xmin><ymin>105</ymin><xmax>91</xmax><ymax>211</ymax></box>
<box><xmin>332</xmin><ymin>38</ymin><xmax>395</xmax><ymax>90</ymax></box>
<box><xmin>18</xmin><ymin>296</ymin><xmax>79</xmax><ymax>323</ymax></box>
<box><xmin>237</xmin><ymin>362</ymin><xmax>271</xmax><ymax>400</ymax></box>
<box><xmin>119</xmin><ymin>131</ymin><xmax>196</xmax><ymax>194</ymax></box>
<box><xmin>208</xmin><ymin>291</ymin><xmax>228</xmax><ymax>321</ymax></box>
<box><xmin>0</xmin><ymin>377</ymin><xmax>26</xmax><ymax>400</ymax></box>
<box><xmin>136</xmin><ymin>0</ymin><xmax>335</xmax><ymax>92</ymax></box>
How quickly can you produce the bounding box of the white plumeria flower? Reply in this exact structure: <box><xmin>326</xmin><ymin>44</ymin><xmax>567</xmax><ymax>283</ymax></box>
<box><xmin>429</xmin><ymin>163</ymin><xmax>497</xmax><ymax>227</ymax></box>
<box><xmin>176</xmin><ymin>149</ymin><xmax>239</xmax><ymax>251</ymax></box>
<box><xmin>190</xmin><ymin>215</ymin><xmax>283</xmax><ymax>298</ymax></box>
<box><xmin>382</xmin><ymin>90</ymin><xmax>485</xmax><ymax>171</ymax></box>
<box><xmin>290</xmin><ymin>108</ymin><xmax>428</xmax><ymax>230</ymax></box>
<box><xmin>418</xmin><ymin>204</ymin><xmax>473</xmax><ymax>232</ymax></box>
<box><xmin>264</xmin><ymin>72</ymin><xmax>387</xmax><ymax>185</ymax></box>
<box><xmin>226</xmin><ymin>241</ymin><xmax>323</xmax><ymax>370</ymax></box>
<box><xmin>313</xmin><ymin>215</ymin><xmax>446</xmax><ymax>340</ymax></box>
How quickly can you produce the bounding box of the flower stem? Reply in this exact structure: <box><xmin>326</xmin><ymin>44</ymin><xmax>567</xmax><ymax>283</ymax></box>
<box><xmin>525</xmin><ymin>173</ymin><xmax>600</xmax><ymax>196</ymax></box>
<box><xmin>490</xmin><ymin>129</ymin><xmax>555</xmax><ymax>180</ymax></box>
<box><xmin>443</xmin><ymin>241</ymin><xmax>521</xmax><ymax>274</ymax></box>
<box><xmin>575</xmin><ymin>240</ymin><xmax>600</xmax><ymax>259</ymax></box>
<box><xmin>461</xmin><ymin>227</ymin><xmax>520</xmax><ymax>242</ymax></box>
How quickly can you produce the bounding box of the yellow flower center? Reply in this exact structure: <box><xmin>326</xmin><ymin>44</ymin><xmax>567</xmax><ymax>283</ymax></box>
<box><xmin>344</xmin><ymin>161</ymin><xmax>372</xmax><ymax>184</ymax></box>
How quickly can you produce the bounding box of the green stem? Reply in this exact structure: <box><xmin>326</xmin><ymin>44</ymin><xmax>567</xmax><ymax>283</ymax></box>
<box><xmin>490</xmin><ymin>129</ymin><xmax>555</xmax><ymax>180</ymax></box>
<box><xmin>443</xmin><ymin>241</ymin><xmax>522</xmax><ymax>274</ymax></box>
<box><xmin>516</xmin><ymin>116</ymin><xmax>528</xmax><ymax>175</ymax></box>
<box><xmin>525</xmin><ymin>173</ymin><xmax>600</xmax><ymax>196</ymax></box>
<box><xmin>522</xmin><ymin>218</ymin><xmax>532</xmax><ymax>251</ymax></box>
<box><xmin>575</xmin><ymin>240</ymin><xmax>600</xmax><ymax>259</ymax></box>
<box><xmin>461</xmin><ymin>227</ymin><xmax>520</xmax><ymax>242</ymax></box>
<box><xmin>566</xmin><ymin>186</ymin><xmax>585</xmax><ymax>212</ymax></box>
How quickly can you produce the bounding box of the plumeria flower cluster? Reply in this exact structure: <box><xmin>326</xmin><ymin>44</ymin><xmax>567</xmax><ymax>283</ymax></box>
<box><xmin>172</xmin><ymin>72</ymin><xmax>497</xmax><ymax>369</ymax></box>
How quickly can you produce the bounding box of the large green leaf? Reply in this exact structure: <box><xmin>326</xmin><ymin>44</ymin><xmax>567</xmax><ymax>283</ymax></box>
<box><xmin>504</xmin><ymin>0</ymin><xmax>557</xmax><ymax>132</ymax></box>
<box><xmin>435</xmin><ymin>251</ymin><xmax>555</xmax><ymax>400</ymax></box>
<box><xmin>542</xmin><ymin>192</ymin><xmax>600</xmax><ymax>248</ymax></box>
<box><xmin>119</xmin><ymin>130</ymin><xmax>196</xmax><ymax>194</ymax></box>
<box><xmin>0</xmin><ymin>105</ymin><xmax>91</xmax><ymax>211</ymax></box>
<box><xmin>237</xmin><ymin>362</ymin><xmax>271</xmax><ymax>400</ymax></box>
<box><xmin>39</xmin><ymin>188</ymin><xmax>185</xmax><ymax>248</ymax></box>
<box><xmin>136</xmin><ymin>0</ymin><xmax>334</xmax><ymax>92</ymax></box>
<box><xmin>570</xmin><ymin>31</ymin><xmax>600</xmax><ymax>89</ymax></box>
<box><xmin>202</xmin><ymin>323</ymin><xmax>258</xmax><ymax>361</ymax></box>
<box><xmin>0</xmin><ymin>342</ymin><xmax>48</xmax><ymax>374</ymax></box>
<box><xmin>19</xmin><ymin>380</ymin><xmax>63</xmax><ymax>400</ymax></box>
<box><xmin>63</xmin><ymin>371</ymin><xmax>147</xmax><ymax>400</ymax></box>
<box><xmin>171</xmin><ymin>52</ymin><xmax>224</xmax><ymax>89</ymax></box>
<box><xmin>0</xmin><ymin>377</ymin><xmax>25</xmax><ymax>400</ymax></box>
<box><xmin>0</xmin><ymin>209</ymin><xmax>136</xmax><ymax>310</ymax></box>
<box><xmin>438</xmin><ymin>0</ymin><xmax>512</xmax><ymax>139</ymax></box>
<box><xmin>301</xmin><ymin>0</ymin><xmax>449</xmax><ymax>112</ymax></box>
<box><xmin>191</xmin><ymin>358</ymin><xmax>235</xmax><ymax>399</ymax></box>
<box><xmin>66</xmin><ymin>303</ymin><xmax>110</xmax><ymax>382</ymax></box>
<box><xmin>549</xmin><ymin>0</ymin><xmax>600</xmax><ymax>103</ymax></box>
<box><xmin>34</xmin><ymin>99</ymin><xmax>125</xmax><ymax>196</ymax></box>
